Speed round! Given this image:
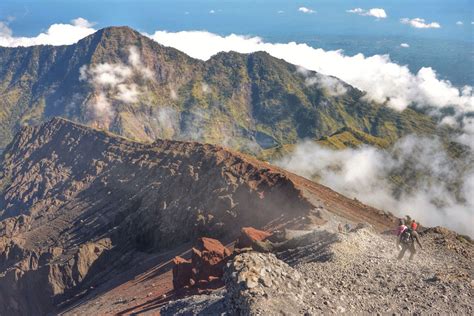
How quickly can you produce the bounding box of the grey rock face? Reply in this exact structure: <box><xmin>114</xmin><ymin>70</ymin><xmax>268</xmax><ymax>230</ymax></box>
<box><xmin>223</xmin><ymin>252</ymin><xmax>314</xmax><ymax>315</ymax></box>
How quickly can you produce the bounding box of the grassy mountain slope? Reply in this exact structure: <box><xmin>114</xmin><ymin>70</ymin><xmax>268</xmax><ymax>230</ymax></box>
<box><xmin>0</xmin><ymin>26</ymin><xmax>440</xmax><ymax>152</ymax></box>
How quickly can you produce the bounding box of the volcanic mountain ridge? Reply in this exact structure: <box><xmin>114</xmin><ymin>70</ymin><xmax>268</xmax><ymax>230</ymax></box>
<box><xmin>0</xmin><ymin>117</ymin><xmax>407</xmax><ymax>315</ymax></box>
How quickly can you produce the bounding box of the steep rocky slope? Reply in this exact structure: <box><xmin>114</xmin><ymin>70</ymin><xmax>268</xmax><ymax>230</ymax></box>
<box><xmin>162</xmin><ymin>226</ymin><xmax>473</xmax><ymax>315</ymax></box>
<box><xmin>0</xmin><ymin>26</ymin><xmax>440</xmax><ymax>151</ymax></box>
<box><xmin>0</xmin><ymin>118</ymin><xmax>397</xmax><ymax>315</ymax></box>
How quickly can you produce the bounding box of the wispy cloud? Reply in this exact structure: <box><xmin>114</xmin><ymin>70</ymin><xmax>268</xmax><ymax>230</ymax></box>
<box><xmin>400</xmin><ymin>18</ymin><xmax>441</xmax><ymax>29</ymax></box>
<box><xmin>298</xmin><ymin>7</ymin><xmax>315</xmax><ymax>14</ymax></box>
<box><xmin>0</xmin><ymin>21</ymin><xmax>12</xmax><ymax>37</ymax></box>
<box><xmin>456</xmin><ymin>21</ymin><xmax>463</xmax><ymax>26</ymax></box>
<box><xmin>347</xmin><ymin>8</ymin><xmax>387</xmax><ymax>19</ymax></box>
<box><xmin>400</xmin><ymin>43</ymin><xmax>410</xmax><ymax>48</ymax></box>
<box><xmin>79</xmin><ymin>46</ymin><xmax>153</xmax><ymax>125</ymax></box>
<box><xmin>71</xmin><ymin>17</ymin><xmax>96</xmax><ymax>28</ymax></box>
<box><xmin>298</xmin><ymin>67</ymin><xmax>348</xmax><ymax>96</ymax></box>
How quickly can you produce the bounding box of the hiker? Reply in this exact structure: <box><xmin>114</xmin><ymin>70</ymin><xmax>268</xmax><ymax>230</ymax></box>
<box><xmin>397</xmin><ymin>221</ymin><xmax>423</xmax><ymax>260</ymax></box>
<box><xmin>344</xmin><ymin>223</ymin><xmax>352</xmax><ymax>233</ymax></box>
<box><xmin>338</xmin><ymin>223</ymin><xmax>343</xmax><ymax>233</ymax></box>
<box><xmin>395</xmin><ymin>218</ymin><xmax>408</xmax><ymax>250</ymax></box>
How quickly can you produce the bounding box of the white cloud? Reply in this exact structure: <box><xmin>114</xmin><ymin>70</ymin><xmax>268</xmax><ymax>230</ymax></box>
<box><xmin>116</xmin><ymin>83</ymin><xmax>139</xmax><ymax>103</ymax></box>
<box><xmin>147</xmin><ymin>30</ymin><xmax>473</xmax><ymax>115</ymax></box>
<box><xmin>400</xmin><ymin>18</ymin><xmax>441</xmax><ymax>29</ymax></box>
<box><xmin>79</xmin><ymin>46</ymin><xmax>154</xmax><ymax>125</ymax></box>
<box><xmin>277</xmin><ymin>10</ymin><xmax>285</xmax><ymax>14</ymax></box>
<box><xmin>400</xmin><ymin>43</ymin><xmax>410</xmax><ymax>48</ymax></box>
<box><xmin>81</xmin><ymin>63</ymin><xmax>132</xmax><ymax>87</ymax></box>
<box><xmin>456</xmin><ymin>21</ymin><xmax>463</xmax><ymax>26</ymax></box>
<box><xmin>347</xmin><ymin>8</ymin><xmax>387</xmax><ymax>19</ymax></box>
<box><xmin>0</xmin><ymin>18</ymin><xmax>96</xmax><ymax>47</ymax></box>
<box><xmin>298</xmin><ymin>7</ymin><xmax>315</xmax><ymax>14</ymax></box>
<box><xmin>456</xmin><ymin>117</ymin><xmax>474</xmax><ymax>149</ymax></box>
<box><xmin>90</xmin><ymin>92</ymin><xmax>114</xmax><ymax>124</ymax></box>
<box><xmin>276</xmin><ymin>137</ymin><xmax>474</xmax><ymax>237</ymax></box>
<box><xmin>209</xmin><ymin>10</ymin><xmax>216</xmax><ymax>14</ymax></box>
<box><xmin>347</xmin><ymin>8</ymin><xmax>364</xmax><ymax>14</ymax></box>
<box><xmin>298</xmin><ymin>67</ymin><xmax>348</xmax><ymax>96</ymax></box>
<box><xmin>128</xmin><ymin>46</ymin><xmax>154</xmax><ymax>78</ymax></box>
<box><xmin>71</xmin><ymin>17</ymin><xmax>96</xmax><ymax>28</ymax></box>
<box><xmin>0</xmin><ymin>21</ymin><xmax>13</xmax><ymax>37</ymax></box>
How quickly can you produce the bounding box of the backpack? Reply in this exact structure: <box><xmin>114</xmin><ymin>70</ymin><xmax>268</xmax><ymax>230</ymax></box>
<box><xmin>400</xmin><ymin>228</ymin><xmax>413</xmax><ymax>244</ymax></box>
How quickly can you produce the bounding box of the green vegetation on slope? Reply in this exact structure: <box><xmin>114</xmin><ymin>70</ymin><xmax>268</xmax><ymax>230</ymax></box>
<box><xmin>0</xmin><ymin>26</ymin><xmax>446</xmax><ymax>155</ymax></box>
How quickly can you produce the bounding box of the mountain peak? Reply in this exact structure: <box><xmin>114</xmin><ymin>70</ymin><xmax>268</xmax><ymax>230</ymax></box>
<box><xmin>77</xmin><ymin>25</ymin><xmax>149</xmax><ymax>48</ymax></box>
<box><xmin>95</xmin><ymin>25</ymin><xmax>144</xmax><ymax>40</ymax></box>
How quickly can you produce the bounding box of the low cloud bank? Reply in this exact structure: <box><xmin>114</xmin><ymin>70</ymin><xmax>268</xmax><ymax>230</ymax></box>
<box><xmin>147</xmin><ymin>30</ymin><xmax>473</xmax><ymax>117</ymax></box>
<box><xmin>0</xmin><ymin>18</ymin><xmax>95</xmax><ymax>46</ymax></box>
<box><xmin>276</xmin><ymin>137</ymin><xmax>474</xmax><ymax>237</ymax></box>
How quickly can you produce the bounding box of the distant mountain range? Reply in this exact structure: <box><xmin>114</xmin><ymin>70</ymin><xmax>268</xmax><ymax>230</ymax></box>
<box><xmin>0</xmin><ymin>26</ymin><xmax>443</xmax><ymax>153</ymax></box>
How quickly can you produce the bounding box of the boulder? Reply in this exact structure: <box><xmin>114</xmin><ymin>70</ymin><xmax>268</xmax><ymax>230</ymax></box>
<box><xmin>172</xmin><ymin>237</ymin><xmax>231</xmax><ymax>290</ymax></box>
<box><xmin>191</xmin><ymin>238</ymin><xmax>231</xmax><ymax>282</ymax></box>
<box><xmin>235</xmin><ymin>227</ymin><xmax>272</xmax><ymax>249</ymax></box>
<box><xmin>172</xmin><ymin>256</ymin><xmax>192</xmax><ymax>289</ymax></box>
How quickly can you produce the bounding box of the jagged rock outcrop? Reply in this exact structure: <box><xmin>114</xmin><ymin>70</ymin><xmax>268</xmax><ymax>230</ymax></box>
<box><xmin>173</xmin><ymin>237</ymin><xmax>231</xmax><ymax>290</ymax></box>
<box><xmin>235</xmin><ymin>227</ymin><xmax>272</xmax><ymax>249</ymax></box>
<box><xmin>172</xmin><ymin>256</ymin><xmax>193</xmax><ymax>290</ymax></box>
<box><xmin>0</xmin><ymin>118</ymin><xmax>314</xmax><ymax>315</ymax></box>
<box><xmin>162</xmin><ymin>225</ymin><xmax>473</xmax><ymax>315</ymax></box>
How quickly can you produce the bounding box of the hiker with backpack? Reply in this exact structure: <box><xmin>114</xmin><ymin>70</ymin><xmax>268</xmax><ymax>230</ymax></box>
<box><xmin>397</xmin><ymin>221</ymin><xmax>423</xmax><ymax>260</ymax></box>
<box><xmin>395</xmin><ymin>218</ymin><xmax>408</xmax><ymax>250</ymax></box>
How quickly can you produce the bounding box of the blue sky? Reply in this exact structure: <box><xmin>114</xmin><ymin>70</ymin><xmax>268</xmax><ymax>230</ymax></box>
<box><xmin>1</xmin><ymin>0</ymin><xmax>472</xmax><ymax>40</ymax></box>
<box><xmin>0</xmin><ymin>0</ymin><xmax>473</xmax><ymax>86</ymax></box>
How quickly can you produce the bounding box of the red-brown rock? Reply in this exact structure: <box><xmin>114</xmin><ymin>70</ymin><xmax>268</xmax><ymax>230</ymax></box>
<box><xmin>235</xmin><ymin>227</ymin><xmax>272</xmax><ymax>249</ymax></box>
<box><xmin>172</xmin><ymin>237</ymin><xmax>231</xmax><ymax>290</ymax></box>
<box><xmin>191</xmin><ymin>237</ymin><xmax>231</xmax><ymax>282</ymax></box>
<box><xmin>172</xmin><ymin>256</ymin><xmax>192</xmax><ymax>289</ymax></box>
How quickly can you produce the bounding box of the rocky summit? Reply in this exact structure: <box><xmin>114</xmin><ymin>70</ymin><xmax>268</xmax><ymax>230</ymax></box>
<box><xmin>163</xmin><ymin>226</ymin><xmax>473</xmax><ymax>315</ymax></box>
<box><xmin>0</xmin><ymin>117</ymin><xmax>413</xmax><ymax>315</ymax></box>
<box><xmin>0</xmin><ymin>118</ymin><xmax>471</xmax><ymax>315</ymax></box>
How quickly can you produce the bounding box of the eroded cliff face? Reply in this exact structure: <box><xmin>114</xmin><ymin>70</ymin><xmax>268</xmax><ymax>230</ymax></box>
<box><xmin>0</xmin><ymin>117</ymin><xmax>315</xmax><ymax>315</ymax></box>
